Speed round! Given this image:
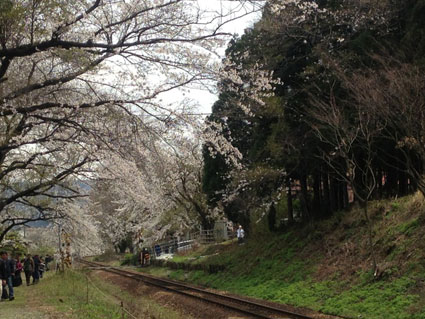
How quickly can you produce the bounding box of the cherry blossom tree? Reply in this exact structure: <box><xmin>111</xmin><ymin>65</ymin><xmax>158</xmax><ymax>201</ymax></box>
<box><xmin>24</xmin><ymin>198</ymin><xmax>104</xmax><ymax>257</ymax></box>
<box><xmin>89</xmin><ymin>120</ymin><xmax>212</xmax><ymax>249</ymax></box>
<box><xmin>0</xmin><ymin>0</ymin><xmax>263</xmax><ymax>241</ymax></box>
<box><xmin>58</xmin><ymin>199</ymin><xmax>105</xmax><ymax>257</ymax></box>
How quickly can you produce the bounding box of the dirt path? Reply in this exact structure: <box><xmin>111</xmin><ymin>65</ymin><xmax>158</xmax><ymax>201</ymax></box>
<box><xmin>0</xmin><ymin>280</ymin><xmax>67</xmax><ymax>319</ymax></box>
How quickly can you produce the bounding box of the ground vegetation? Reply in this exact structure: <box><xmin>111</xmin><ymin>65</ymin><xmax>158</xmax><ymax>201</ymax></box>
<box><xmin>142</xmin><ymin>193</ymin><xmax>425</xmax><ymax>319</ymax></box>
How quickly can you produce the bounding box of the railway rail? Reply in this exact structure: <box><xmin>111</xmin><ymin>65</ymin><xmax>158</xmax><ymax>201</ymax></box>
<box><xmin>78</xmin><ymin>259</ymin><xmax>318</xmax><ymax>319</ymax></box>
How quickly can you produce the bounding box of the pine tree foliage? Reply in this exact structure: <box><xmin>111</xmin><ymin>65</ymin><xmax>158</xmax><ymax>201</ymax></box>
<box><xmin>203</xmin><ymin>0</ymin><xmax>425</xmax><ymax>231</ymax></box>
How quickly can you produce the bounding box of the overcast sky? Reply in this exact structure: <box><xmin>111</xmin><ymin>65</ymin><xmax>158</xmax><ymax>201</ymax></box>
<box><xmin>160</xmin><ymin>1</ymin><xmax>263</xmax><ymax>116</ymax></box>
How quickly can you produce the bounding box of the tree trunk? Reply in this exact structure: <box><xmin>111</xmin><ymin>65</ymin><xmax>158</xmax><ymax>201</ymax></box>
<box><xmin>336</xmin><ymin>180</ymin><xmax>343</xmax><ymax>211</ymax></box>
<box><xmin>300</xmin><ymin>175</ymin><xmax>310</xmax><ymax>221</ymax></box>
<box><xmin>385</xmin><ymin>167</ymin><xmax>397</xmax><ymax>197</ymax></box>
<box><xmin>268</xmin><ymin>204</ymin><xmax>276</xmax><ymax>231</ymax></box>
<box><xmin>286</xmin><ymin>177</ymin><xmax>294</xmax><ymax>224</ymax></box>
<box><xmin>342</xmin><ymin>180</ymin><xmax>349</xmax><ymax>209</ymax></box>
<box><xmin>377</xmin><ymin>170</ymin><xmax>383</xmax><ymax>199</ymax></box>
<box><xmin>398</xmin><ymin>170</ymin><xmax>408</xmax><ymax>196</ymax></box>
<box><xmin>330</xmin><ymin>176</ymin><xmax>337</xmax><ymax>213</ymax></box>
<box><xmin>313</xmin><ymin>173</ymin><xmax>321</xmax><ymax>219</ymax></box>
<box><xmin>323</xmin><ymin>173</ymin><xmax>331</xmax><ymax>217</ymax></box>
<box><xmin>0</xmin><ymin>226</ymin><xmax>13</xmax><ymax>243</ymax></box>
<box><xmin>193</xmin><ymin>201</ymin><xmax>212</xmax><ymax>229</ymax></box>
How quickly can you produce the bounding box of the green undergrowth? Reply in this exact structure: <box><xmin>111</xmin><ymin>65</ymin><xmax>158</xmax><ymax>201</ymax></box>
<box><xmin>12</xmin><ymin>268</ymin><xmax>188</xmax><ymax>319</ymax></box>
<box><xmin>140</xmin><ymin>193</ymin><xmax>425</xmax><ymax>319</ymax></box>
<box><xmin>86</xmin><ymin>270</ymin><xmax>189</xmax><ymax>319</ymax></box>
<box><xmin>38</xmin><ymin>270</ymin><xmax>126</xmax><ymax>319</ymax></box>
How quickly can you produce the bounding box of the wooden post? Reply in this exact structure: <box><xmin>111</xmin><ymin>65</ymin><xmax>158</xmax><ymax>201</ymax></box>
<box><xmin>121</xmin><ymin>301</ymin><xmax>125</xmax><ymax>319</ymax></box>
<box><xmin>86</xmin><ymin>275</ymin><xmax>89</xmax><ymax>304</ymax></box>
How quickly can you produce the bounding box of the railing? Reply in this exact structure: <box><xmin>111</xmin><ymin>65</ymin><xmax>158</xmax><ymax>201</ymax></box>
<box><xmin>151</xmin><ymin>239</ymin><xmax>178</xmax><ymax>257</ymax></box>
<box><xmin>150</xmin><ymin>228</ymin><xmax>236</xmax><ymax>258</ymax></box>
<box><xmin>188</xmin><ymin>228</ymin><xmax>236</xmax><ymax>244</ymax></box>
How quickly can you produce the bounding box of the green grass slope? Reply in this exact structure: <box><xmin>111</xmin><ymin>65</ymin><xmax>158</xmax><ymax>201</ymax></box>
<box><xmin>143</xmin><ymin>193</ymin><xmax>425</xmax><ymax>319</ymax></box>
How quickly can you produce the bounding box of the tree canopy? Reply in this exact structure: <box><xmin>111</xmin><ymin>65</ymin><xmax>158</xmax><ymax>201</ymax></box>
<box><xmin>203</xmin><ymin>0</ymin><xmax>425</xmax><ymax>232</ymax></box>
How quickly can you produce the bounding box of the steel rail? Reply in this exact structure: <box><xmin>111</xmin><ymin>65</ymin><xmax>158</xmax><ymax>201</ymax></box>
<box><xmin>79</xmin><ymin>259</ymin><xmax>315</xmax><ymax>319</ymax></box>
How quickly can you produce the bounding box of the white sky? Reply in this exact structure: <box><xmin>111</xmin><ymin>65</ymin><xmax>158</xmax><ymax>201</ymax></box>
<box><xmin>104</xmin><ymin>1</ymin><xmax>264</xmax><ymax>118</ymax></box>
<box><xmin>162</xmin><ymin>1</ymin><xmax>263</xmax><ymax>115</ymax></box>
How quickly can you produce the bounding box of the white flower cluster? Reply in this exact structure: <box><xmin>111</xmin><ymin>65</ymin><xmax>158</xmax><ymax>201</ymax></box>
<box><xmin>220</xmin><ymin>56</ymin><xmax>282</xmax><ymax>116</ymax></box>
<box><xmin>269</xmin><ymin>0</ymin><xmax>326</xmax><ymax>23</ymax></box>
<box><xmin>203</xmin><ymin>120</ymin><xmax>244</xmax><ymax>170</ymax></box>
<box><xmin>90</xmin><ymin>127</ymin><xmax>210</xmax><ymax>247</ymax></box>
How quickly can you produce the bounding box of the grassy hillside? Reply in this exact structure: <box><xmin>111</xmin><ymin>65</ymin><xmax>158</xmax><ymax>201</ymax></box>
<box><xmin>142</xmin><ymin>193</ymin><xmax>425</xmax><ymax>319</ymax></box>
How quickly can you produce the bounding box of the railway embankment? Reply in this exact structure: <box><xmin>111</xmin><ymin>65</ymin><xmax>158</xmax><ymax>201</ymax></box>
<box><xmin>149</xmin><ymin>258</ymin><xmax>225</xmax><ymax>274</ymax></box>
<box><xmin>137</xmin><ymin>192</ymin><xmax>425</xmax><ymax>319</ymax></box>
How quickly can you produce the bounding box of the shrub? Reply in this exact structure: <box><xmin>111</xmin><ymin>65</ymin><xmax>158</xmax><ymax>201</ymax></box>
<box><xmin>121</xmin><ymin>253</ymin><xmax>138</xmax><ymax>266</ymax></box>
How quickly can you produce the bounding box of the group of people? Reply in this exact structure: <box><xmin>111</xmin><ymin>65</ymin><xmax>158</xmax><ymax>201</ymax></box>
<box><xmin>0</xmin><ymin>251</ymin><xmax>52</xmax><ymax>301</ymax></box>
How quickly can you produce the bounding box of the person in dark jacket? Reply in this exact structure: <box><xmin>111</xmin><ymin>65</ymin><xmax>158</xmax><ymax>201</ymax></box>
<box><xmin>32</xmin><ymin>255</ymin><xmax>41</xmax><ymax>284</ymax></box>
<box><xmin>39</xmin><ymin>257</ymin><xmax>45</xmax><ymax>278</ymax></box>
<box><xmin>13</xmin><ymin>255</ymin><xmax>23</xmax><ymax>287</ymax></box>
<box><xmin>45</xmin><ymin>254</ymin><xmax>53</xmax><ymax>271</ymax></box>
<box><xmin>23</xmin><ymin>254</ymin><xmax>34</xmax><ymax>286</ymax></box>
<box><xmin>0</xmin><ymin>251</ymin><xmax>15</xmax><ymax>301</ymax></box>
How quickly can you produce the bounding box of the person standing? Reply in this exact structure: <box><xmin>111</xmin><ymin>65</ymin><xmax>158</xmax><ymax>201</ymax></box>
<box><xmin>39</xmin><ymin>257</ymin><xmax>45</xmax><ymax>278</ymax></box>
<box><xmin>0</xmin><ymin>253</ymin><xmax>6</xmax><ymax>300</ymax></box>
<box><xmin>154</xmin><ymin>245</ymin><xmax>161</xmax><ymax>257</ymax></box>
<box><xmin>45</xmin><ymin>255</ymin><xmax>53</xmax><ymax>271</ymax></box>
<box><xmin>0</xmin><ymin>251</ymin><xmax>15</xmax><ymax>301</ymax></box>
<box><xmin>13</xmin><ymin>255</ymin><xmax>22</xmax><ymax>287</ymax></box>
<box><xmin>141</xmin><ymin>248</ymin><xmax>150</xmax><ymax>267</ymax></box>
<box><xmin>237</xmin><ymin>225</ymin><xmax>245</xmax><ymax>245</ymax></box>
<box><xmin>32</xmin><ymin>255</ymin><xmax>41</xmax><ymax>284</ymax></box>
<box><xmin>23</xmin><ymin>254</ymin><xmax>34</xmax><ymax>286</ymax></box>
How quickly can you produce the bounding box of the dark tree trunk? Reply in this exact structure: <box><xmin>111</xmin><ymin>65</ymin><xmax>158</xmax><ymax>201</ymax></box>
<box><xmin>385</xmin><ymin>167</ymin><xmax>397</xmax><ymax>197</ymax></box>
<box><xmin>398</xmin><ymin>170</ymin><xmax>408</xmax><ymax>197</ymax></box>
<box><xmin>377</xmin><ymin>169</ymin><xmax>383</xmax><ymax>199</ymax></box>
<box><xmin>336</xmin><ymin>180</ymin><xmax>343</xmax><ymax>211</ymax></box>
<box><xmin>342</xmin><ymin>180</ymin><xmax>349</xmax><ymax>209</ymax></box>
<box><xmin>268</xmin><ymin>204</ymin><xmax>276</xmax><ymax>231</ymax></box>
<box><xmin>323</xmin><ymin>172</ymin><xmax>331</xmax><ymax>217</ymax></box>
<box><xmin>300</xmin><ymin>175</ymin><xmax>310</xmax><ymax>220</ymax></box>
<box><xmin>286</xmin><ymin>177</ymin><xmax>294</xmax><ymax>224</ymax></box>
<box><xmin>118</xmin><ymin>243</ymin><xmax>127</xmax><ymax>254</ymax></box>
<box><xmin>409</xmin><ymin>177</ymin><xmax>417</xmax><ymax>194</ymax></box>
<box><xmin>313</xmin><ymin>173</ymin><xmax>322</xmax><ymax>219</ymax></box>
<box><xmin>194</xmin><ymin>204</ymin><xmax>213</xmax><ymax>230</ymax></box>
<box><xmin>330</xmin><ymin>176</ymin><xmax>337</xmax><ymax>213</ymax></box>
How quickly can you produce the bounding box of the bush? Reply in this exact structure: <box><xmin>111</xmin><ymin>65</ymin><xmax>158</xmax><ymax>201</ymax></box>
<box><xmin>93</xmin><ymin>249</ymin><xmax>119</xmax><ymax>262</ymax></box>
<box><xmin>121</xmin><ymin>253</ymin><xmax>138</xmax><ymax>266</ymax></box>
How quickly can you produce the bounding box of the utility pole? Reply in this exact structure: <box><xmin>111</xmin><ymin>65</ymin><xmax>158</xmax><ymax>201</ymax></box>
<box><xmin>57</xmin><ymin>222</ymin><xmax>65</xmax><ymax>272</ymax></box>
<box><xmin>58</xmin><ymin>223</ymin><xmax>62</xmax><ymax>252</ymax></box>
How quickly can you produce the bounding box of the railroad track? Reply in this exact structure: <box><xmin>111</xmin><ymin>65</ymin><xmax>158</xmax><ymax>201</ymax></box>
<box><xmin>78</xmin><ymin>259</ymin><xmax>317</xmax><ymax>319</ymax></box>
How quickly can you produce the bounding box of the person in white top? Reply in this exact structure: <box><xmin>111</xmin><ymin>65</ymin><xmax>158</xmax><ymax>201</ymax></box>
<box><xmin>236</xmin><ymin>225</ymin><xmax>245</xmax><ymax>245</ymax></box>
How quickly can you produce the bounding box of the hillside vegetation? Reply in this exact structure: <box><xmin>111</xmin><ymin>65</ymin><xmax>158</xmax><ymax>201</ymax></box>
<box><xmin>142</xmin><ymin>193</ymin><xmax>425</xmax><ymax>319</ymax></box>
